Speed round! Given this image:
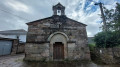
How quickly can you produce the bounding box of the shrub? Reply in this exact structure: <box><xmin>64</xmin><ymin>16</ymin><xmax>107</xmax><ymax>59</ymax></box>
<box><xmin>94</xmin><ymin>31</ymin><xmax>120</xmax><ymax>48</ymax></box>
<box><xmin>88</xmin><ymin>44</ymin><xmax>96</xmax><ymax>51</ymax></box>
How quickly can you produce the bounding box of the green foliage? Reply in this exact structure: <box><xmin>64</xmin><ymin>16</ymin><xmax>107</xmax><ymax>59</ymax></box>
<box><xmin>88</xmin><ymin>44</ymin><xmax>96</xmax><ymax>51</ymax></box>
<box><xmin>94</xmin><ymin>31</ymin><xmax>120</xmax><ymax>48</ymax></box>
<box><xmin>103</xmin><ymin>3</ymin><xmax>120</xmax><ymax>31</ymax></box>
<box><xmin>95</xmin><ymin>3</ymin><xmax>120</xmax><ymax>48</ymax></box>
<box><xmin>113</xmin><ymin>3</ymin><xmax>120</xmax><ymax>31</ymax></box>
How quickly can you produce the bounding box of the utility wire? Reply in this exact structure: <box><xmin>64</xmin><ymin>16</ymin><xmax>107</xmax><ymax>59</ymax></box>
<box><xmin>0</xmin><ymin>8</ymin><xmax>30</xmax><ymax>21</ymax></box>
<box><xmin>0</xmin><ymin>8</ymin><xmax>31</xmax><ymax>21</ymax></box>
<box><xmin>0</xmin><ymin>3</ymin><xmax>34</xmax><ymax>21</ymax></box>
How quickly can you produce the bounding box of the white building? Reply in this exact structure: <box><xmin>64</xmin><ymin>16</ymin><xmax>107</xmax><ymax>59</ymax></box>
<box><xmin>0</xmin><ymin>29</ymin><xmax>27</xmax><ymax>43</ymax></box>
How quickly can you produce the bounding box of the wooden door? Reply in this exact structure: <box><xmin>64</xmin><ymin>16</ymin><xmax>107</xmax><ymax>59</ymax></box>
<box><xmin>53</xmin><ymin>42</ymin><xmax>64</xmax><ymax>60</ymax></box>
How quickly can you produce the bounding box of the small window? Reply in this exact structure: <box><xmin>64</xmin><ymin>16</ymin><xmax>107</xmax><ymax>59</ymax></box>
<box><xmin>57</xmin><ymin>10</ymin><xmax>61</xmax><ymax>15</ymax></box>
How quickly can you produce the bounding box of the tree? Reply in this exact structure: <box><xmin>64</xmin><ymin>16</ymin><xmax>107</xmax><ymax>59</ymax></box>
<box><xmin>103</xmin><ymin>7</ymin><xmax>114</xmax><ymax>31</ymax></box>
<box><xmin>94</xmin><ymin>3</ymin><xmax>120</xmax><ymax>48</ymax></box>
<box><xmin>113</xmin><ymin>3</ymin><xmax>120</xmax><ymax>31</ymax></box>
<box><xmin>94</xmin><ymin>31</ymin><xmax>120</xmax><ymax>48</ymax></box>
<box><xmin>103</xmin><ymin>3</ymin><xmax>120</xmax><ymax>31</ymax></box>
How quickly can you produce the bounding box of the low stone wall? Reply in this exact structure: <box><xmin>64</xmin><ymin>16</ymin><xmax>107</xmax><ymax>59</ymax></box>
<box><xmin>68</xmin><ymin>43</ymin><xmax>90</xmax><ymax>60</ymax></box>
<box><xmin>11</xmin><ymin>40</ymin><xmax>18</xmax><ymax>55</ymax></box>
<box><xmin>93</xmin><ymin>47</ymin><xmax>120</xmax><ymax>64</ymax></box>
<box><xmin>17</xmin><ymin>43</ymin><xmax>25</xmax><ymax>53</ymax></box>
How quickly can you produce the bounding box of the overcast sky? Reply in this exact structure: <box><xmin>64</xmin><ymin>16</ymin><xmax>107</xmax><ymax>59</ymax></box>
<box><xmin>0</xmin><ymin>0</ymin><xmax>120</xmax><ymax>37</ymax></box>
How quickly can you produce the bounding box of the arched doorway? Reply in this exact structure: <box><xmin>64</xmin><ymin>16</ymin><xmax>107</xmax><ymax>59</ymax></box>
<box><xmin>48</xmin><ymin>32</ymin><xmax>68</xmax><ymax>60</ymax></box>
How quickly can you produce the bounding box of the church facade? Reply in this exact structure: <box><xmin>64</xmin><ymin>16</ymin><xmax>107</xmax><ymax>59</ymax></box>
<box><xmin>24</xmin><ymin>3</ymin><xmax>90</xmax><ymax>61</ymax></box>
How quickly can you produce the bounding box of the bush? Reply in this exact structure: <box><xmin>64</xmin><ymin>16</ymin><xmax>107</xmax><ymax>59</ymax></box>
<box><xmin>94</xmin><ymin>31</ymin><xmax>120</xmax><ymax>48</ymax></box>
<box><xmin>88</xmin><ymin>44</ymin><xmax>96</xmax><ymax>51</ymax></box>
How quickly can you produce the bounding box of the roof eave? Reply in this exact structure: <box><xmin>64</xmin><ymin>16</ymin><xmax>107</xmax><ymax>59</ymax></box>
<box><xmin>67</xmin><ymin>17</ymin><xmax>87</xmax><ymax>26</ymax></box>
<box><xmin>26</xmin><ymin>16</ymin><xmax>53</xmax><ymax>25</ymax></box>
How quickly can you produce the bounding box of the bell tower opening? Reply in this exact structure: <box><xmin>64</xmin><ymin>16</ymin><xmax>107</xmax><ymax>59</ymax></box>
<box><xmin>57</xmin><ymin>10</ymin><xmax>61</xmax><ymax>16</ymax></box>
<box><xmin>53</xmin><ymin>3</ymin><xmax>65</xmax><ymax>16</ymax></box>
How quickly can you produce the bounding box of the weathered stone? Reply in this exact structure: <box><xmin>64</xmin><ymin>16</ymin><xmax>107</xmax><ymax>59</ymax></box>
<box><xmin>11</xmin><ymin>39</ymin><xmax>18</xmax><ymax>55</ymax></box>
<box><xmin>25</xmin><ymin>3</ymin><xmax>90</xmax><ymax>61</ymax></box>
<box><xmin>16</xmin><ymin>43</ymin><xmax>25</xmax><ymax>53</ymax></box>
<box><xmin>92</xmin><ymin>47</ymin><xmax>120</xmax><ymax>64</ymax></box>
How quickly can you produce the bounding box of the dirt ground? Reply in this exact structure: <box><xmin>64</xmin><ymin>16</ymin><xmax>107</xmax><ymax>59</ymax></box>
<box><xmin>0</xmin><ymin>54</ymin><xmax>24</xmax><ymax>67</ymax></box>
<box><xmin>0</xmin><ymin>54</ymin><xmax>120</xmax><ymax>67</ymax></box>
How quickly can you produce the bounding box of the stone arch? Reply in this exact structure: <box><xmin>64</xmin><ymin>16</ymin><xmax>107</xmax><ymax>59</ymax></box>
<box><xmin>48</xmin><ymin>32</ymin><xmax>68</xmax><ymax>60</ymax></box>
<box><xmin>48</xmin><ymin>32</ymin><xmax>69</xmax><ymax>42</ymax></box>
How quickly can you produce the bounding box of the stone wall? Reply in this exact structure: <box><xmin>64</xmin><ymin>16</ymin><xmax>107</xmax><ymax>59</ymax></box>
<box><xmin>16</xmin><ymin>43</ymin><xmax>25</xmax><ymax>53</ymax></box>
<box><xmin>67</xmin><ymin>43</ymin><xmax>76</xmax><ymax>59</ymax></box>
<box><xmin>25</xmin><ymin>42</ymin><xmax>90</xmax><ymax>61</ymax></box>
<box><xmin>11</xmin><ymin>39</ymin><xmax>18</xmax><ymax>55</ymax></box>
<box><xmin>93</xmin><ymin>47</ymin><xmax>120</xmax><ymax>64</ymax></box>
<box><xmin>25</xmin><ymin>16</ymin><xmax>90</xmax><ymax>61</ymax></box>
<box><xmin>25</xmin><ymin>43</ymin><xmax>49</xmax><ymax>61</ymax></box>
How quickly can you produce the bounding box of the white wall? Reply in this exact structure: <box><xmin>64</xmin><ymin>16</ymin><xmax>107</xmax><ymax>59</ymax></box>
<box><xmin>5</xmin><ymin>35</ymin><xmax>17</xmax><ymax>39</ymax></box>
<box><xmin>19</xmin><ymin>35</ymin><xmax>26</xmax><ymax>42</ymax></box>
<box><xmin>5</xmin><ymin>35</ymin><xmax>26</xmax><ymax>42</ymax></box>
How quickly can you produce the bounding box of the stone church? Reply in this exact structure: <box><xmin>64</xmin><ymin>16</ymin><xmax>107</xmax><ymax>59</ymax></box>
<box><xmin>25</xmin><ymin>3</ymin><xmax>90</xmax><ymax>61</ymax></box>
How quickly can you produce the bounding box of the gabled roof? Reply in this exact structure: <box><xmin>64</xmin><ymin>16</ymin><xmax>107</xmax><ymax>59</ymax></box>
<box><xmin>66</xmin><ymin>17</ymin><xmax>87</xmax><ymax>26</ymax></box>
<box><xmin>26</xmin><ymin>3</ymin><xmax>87</xmax><ymax>26</ymax></box>
<box><xmin>0</xmin><ymin>34</ymin><xmax>16</xmax><ymax>40</ymax></box>
<box><xmin>26</xmin><ymin>16</ymin><xmax>52</xmax><ymax>25</ymax></box>
<box><xmin>0</xmin><ymin>34</ymin><xmax>8</xmax><ymax>38</ymax></box>
<box><xmin>0</xmin><ymin>37</ymin><xmax>16</xmax><ymax>40</ymax></box>
<box><xmin>55</xmin><ymin>3</ymin><xmax>64</xmax><ymax>7</ymax></box>
<box><xmin>26</xmin><ymin>15</ymin><xmax>87</xmax><ymax>26</ymax></box>
<box><xmin>53</xmin><ymin>2</ymin><xmax>65</xmax><ymax>9</ymax></box>
<box><xmin>0</xmin><ymin>29</ymin><xmax>27</xmax><ymax>35</ymax></box>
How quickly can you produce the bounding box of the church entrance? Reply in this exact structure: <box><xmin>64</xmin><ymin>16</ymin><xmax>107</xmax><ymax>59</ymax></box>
<box><xmin>53</xmin><ymin>42</ymin><xmax>64</xmax><ymax>60</ymax></box>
